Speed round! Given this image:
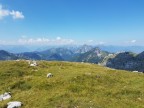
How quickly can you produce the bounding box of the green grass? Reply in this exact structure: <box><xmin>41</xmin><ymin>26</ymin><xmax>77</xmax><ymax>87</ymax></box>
<box><xmin>0</xmin><ymin>60</ymin><xmax>144</xmax><ymax>108</ymax></box>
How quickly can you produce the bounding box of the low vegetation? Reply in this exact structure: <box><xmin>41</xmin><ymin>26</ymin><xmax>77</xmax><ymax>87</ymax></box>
<box><xmin>0</xmin><ymin>60</ymin><xmax>144</xmax><ymax>108</ymax></box>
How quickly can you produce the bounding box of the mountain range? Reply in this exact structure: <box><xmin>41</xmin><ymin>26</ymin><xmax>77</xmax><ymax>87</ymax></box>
<box><xmin>1</xmin><ymin>45</ymin><xmax>144</xmax><ymax>53</ymax></box>
<box><xmin>0</xmin><ymin>44</ymin><xmax>144</xmax><ymax>72</ymax></box>
<box><xmin>0</xmin><ymin>45</ymin><xmax>110</xmax><ymax>63</ymax></box>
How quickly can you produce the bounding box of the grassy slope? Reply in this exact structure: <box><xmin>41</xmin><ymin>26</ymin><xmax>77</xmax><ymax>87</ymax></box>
<box><xmin>0</xmin><ymin>61</ymin><xmax>144</xmax><ymax>108</ymax></box>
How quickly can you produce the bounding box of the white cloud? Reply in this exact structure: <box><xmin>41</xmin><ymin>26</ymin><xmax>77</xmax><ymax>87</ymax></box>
<box><xmin>98</xmin><ymin>41</ymin><xmax>105</xmax><ymax>45</ymax></box>
<box><xmin>131</xmin><ymin>40</ymin><xmax>136</xmax><ymax>43</ymax></box>
<box><xmin>18</xmin><ymin>37</ymin><xmax>75</xmax><ymax>45</ymax></box>
<box><xmin>56</xmin><ymin>37</ymin><xmax>61</xmax><ymax>40</ymax></box>
<box><xmin>0</xmin><ymin>4</ymin><xmax>9</xmax><ymax>19</ymax></box>
<box><xmin>10</xmin><ymin>10</ymin><xmax>24</xmax><ymax>19</ymax></box>
<box><xmin>0</xmin><ymin>4</ymin><xmax>24</xmax><ymax>20</ymax></box>
<box><xmin>87</xmin><ymin>40</ymin><xmax>94</xmax><ymax>43</ymax></box>
<box><xmin>84</xmin><ymin>40</ymin><xmax>106</xmax><ymax>45</ymax></box>
<box><xmin>125</xmin><ymin>40</ymin><xmax>137</xmax><ymax>44</ymax></box>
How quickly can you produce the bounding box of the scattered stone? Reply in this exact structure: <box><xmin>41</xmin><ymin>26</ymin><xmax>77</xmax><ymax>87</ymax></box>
<box><xmin>0</xmin><ymin>92</ymin><xmax>11</xmax><ymax>101</ymax></box>
<box><xmin>47</xmin><ymin>73</ymin><xmax>53</xmax><ymax>78</ymax></box>
<box><xmin>7</xmin><ymin>101</ymin><xmax>22</xmax><ymax>108</ymax></box>
<box><xmin>30</xmin><ymin>61</ymin><xmax>37</xmax><ymax>67</ymax></box>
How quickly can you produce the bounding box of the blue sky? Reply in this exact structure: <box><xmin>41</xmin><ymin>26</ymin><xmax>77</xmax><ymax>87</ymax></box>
<box><xmin>0</xmin><ymin>0</ymin><xmax>144</xmax><ymax>45</ymax></box>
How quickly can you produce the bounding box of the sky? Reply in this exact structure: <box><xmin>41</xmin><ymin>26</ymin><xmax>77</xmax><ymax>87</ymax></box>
<box><xmin>0</xmin><ymin>0</ymin><xmax>144</xmax><ymax>46</ymax></box>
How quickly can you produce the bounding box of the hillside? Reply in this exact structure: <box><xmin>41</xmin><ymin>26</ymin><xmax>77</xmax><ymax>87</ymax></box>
<box><xmin>105</xmin><ymin>52</ymin><xmax>144</xmax><ymax>72</ymax></box>
<box><xmin>0</xmin><ymin>61</ymin><xmax>144</xmax><ymax>108</ymax></box>
<box><xmin>0</xmin><ymin>50</ymin><xmax>18</xmax><ymax>60</ymax></box>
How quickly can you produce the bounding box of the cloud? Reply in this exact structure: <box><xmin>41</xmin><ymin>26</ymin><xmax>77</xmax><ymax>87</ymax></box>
<box><xmin>125</xmin><ymin>40</ymin><xmax>137</xmax><ymax>44</ymax></box>
<box><xmin>10</xmin><ymin>10</ymin><xmax>24</xmax><ymax>19</ymax></box>
<box><xmin>18</xmin><ymin>37</ymin><xmax>75</xmax><ymax>45</ymax></box>
<box><xmin>0</xmin><ymin>4</ymin><xmax>24</xmax><ymax>20</ymax></box>
<box><xmin>84</xmin><ymin>40</ymin><xmax>106</xmax><ymax>45</ymax></box>
<box><xmin>131</xmin><ymin>40</ymin><xmax>136</xmax><ymax>43</ymax></box>
<box><xmin>0</xmin><ymin>4</ymin><xmax>9</xmax><ymax>19</ymax></box>
<box><xmin>56</xmin><ymin>37</ymin><xmax>61</xmax><ymax>40</ymax></box>
<box><xmin>87</xmin><ymin>40</ymin><xmax>94</xmax><ymax>43</ymax></box>
<box><xmin>98</xmin><ymin>41</ymin><xmax>105</xmax><ymax>45</ymax></box>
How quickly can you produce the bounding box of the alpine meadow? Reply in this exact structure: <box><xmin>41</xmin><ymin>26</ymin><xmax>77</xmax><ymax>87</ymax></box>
<box><xmin>1</xmin><ymin>0</ymin><xmax>144</xmax><ymax>108</ymax></box>
<box><xmin>0</xmin><ymin>60</ymin><xmax>144</xmax><ymax>108</ymax></box>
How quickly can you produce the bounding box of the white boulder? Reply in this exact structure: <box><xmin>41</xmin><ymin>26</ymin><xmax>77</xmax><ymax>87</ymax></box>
<box><xmin>7</xmin><ymin>101</ymin><xmax>22</xmax><ymax>108</ymax></box>
<box><xmin>47</xmin><ymin>73</ymin><xmax>53</xmax><ymax>78</ymax></box>
<box><xmin>30</xmin><ymin>61</ymin><xmax>37</xmax><ymax>67</ymax></box>
<box><xmin>0</xmin><ymin>92</ymin><xmax>11</xmax><ymax>101</ymax></box>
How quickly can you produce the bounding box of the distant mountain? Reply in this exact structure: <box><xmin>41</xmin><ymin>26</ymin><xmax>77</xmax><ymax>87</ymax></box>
<box><xmin>0</xmin><ymin>50</ymin><xmax>18</xmax><ymax>60</ymax></box>
<box><xmin>136</xmin><ymin>51</ymin><xmax>144</xmax><ymax>60</ymax></box>
<box><xmin>46</xmin><ymin>54</ymin><xmax>64</xmax><ymax>61</ymax></box>
<box><xmin>1</xmin><ymin>45</ymin><xmax>144</xmax><ymax>53</ymax></box>
<box><xmin>72</xmin><ymin>47</ymin><xmax>109</xmax><ymax>63</ymax></box>
<box><xmin>105</xmin><ymin>51</ymin><xmax>144</xmax><ymax>72</ymax></box>
<box><xmin>40</xmin><ymin>48</ymin><xmax>74</xmax><ymax>61</ymax></box>
<box><xmin>17</xmin><ymin>52</ymin><xmax>42</xmax><ymax>60</ymax></box>
<box><xmin>75</xmin><ymin>44</ymin><xmax>93</xmax><ymax>54</ymax></box>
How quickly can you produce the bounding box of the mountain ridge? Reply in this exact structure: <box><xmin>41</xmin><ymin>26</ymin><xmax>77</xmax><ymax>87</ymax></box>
<box><xmin>105</xmin><ymin>51</ymin><xmax>144</xmax><ymax>72</ymax></box>
<box><xmin>0</xmin><ymin>45</ymin><xmax>144</xmax><ymax>72</ymax></box>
